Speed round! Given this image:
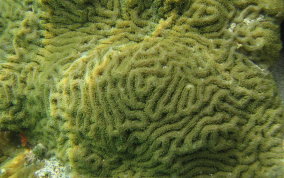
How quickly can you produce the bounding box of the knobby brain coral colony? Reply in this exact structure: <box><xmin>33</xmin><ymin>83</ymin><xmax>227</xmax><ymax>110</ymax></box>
<box><xmin>0</xmin><ymin>0</ymin><xmax>284</xmax><ymax>177</ymax></box>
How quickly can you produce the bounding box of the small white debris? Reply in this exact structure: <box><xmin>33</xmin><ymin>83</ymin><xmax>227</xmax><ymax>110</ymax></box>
<box><xmin>256</xmin><ymin>15</ymin><xmax>265</xmax><ymax>21</ymax></box>
<box><xmin>236</xmin><ymin>43</ymin><xmax>242</xmax><ymax>49</ymax></box>
<box><xmin>244</xmin><ymin>15</ymin><xmax>265</xmax><ymax>25</ymax></box>
<box><xmin>0</xmin><ymin>169</ymin><xmax>6</xmax><ymax>175</ymax></box>
<box><xmin>185</xmin><ymin>84</ymin><xmax>194</xmax><ymax>90</ymax></box>
<box><xmin>243</xmin><ymin>18</ymin><xmax>253</xmax><ymax>25</ymax></box>
<box><xmin>247</xmin><ymin>60</ymin><xmax>267</xmax><ymax>73</ymax></box>
<box><xmin>228</xmin><ymin>23</ymin><xmax>236</xmax><ymax>32</ymax></box>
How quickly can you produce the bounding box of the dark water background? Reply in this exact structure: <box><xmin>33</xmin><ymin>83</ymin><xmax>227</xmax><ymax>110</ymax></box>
<box><xmin>271</xmin><ymin>22</ymin><xmax>284</xmax><ymax>102</ymax></box>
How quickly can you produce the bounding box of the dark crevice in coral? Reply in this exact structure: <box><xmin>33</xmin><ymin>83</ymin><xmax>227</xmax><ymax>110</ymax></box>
<box><xmin>281</xmin><ymin>21</ymin><xmax>284</xmax><ymax>47</ymax></box>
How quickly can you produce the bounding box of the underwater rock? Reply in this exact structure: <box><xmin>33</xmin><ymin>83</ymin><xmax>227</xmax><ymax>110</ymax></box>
<box><xmin>0</xmin><ymin>0</ymin><xmax>284</xmax><ymax>177</ymax></box>
<box><xmin>0</xmin><ymin>149</ymin><xmax>44</xmax><ymax>178</ymax></box>
<box><xmin>34</xmin><ymin>157</ymin><xmax>70</xmax><ymax>178</ymax></box>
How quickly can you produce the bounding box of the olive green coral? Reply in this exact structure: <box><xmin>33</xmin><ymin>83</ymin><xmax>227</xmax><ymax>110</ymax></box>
<box><xmin>0</xmin><ymin>0</ymin><xmax>284</xmax><ymax>177</ymax></box>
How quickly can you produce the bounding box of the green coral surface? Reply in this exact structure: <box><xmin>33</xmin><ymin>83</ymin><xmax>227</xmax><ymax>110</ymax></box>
<box><xmin>0</xmin><ymin>0</ymin><xmax>284</xmax><ymax>177</ymax></box>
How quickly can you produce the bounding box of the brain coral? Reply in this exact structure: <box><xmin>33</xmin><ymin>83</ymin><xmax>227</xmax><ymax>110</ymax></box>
<box><xmin>0</xmin><ymin>0</ymin><xmax>284</xmax><ymax>177</ymax></box>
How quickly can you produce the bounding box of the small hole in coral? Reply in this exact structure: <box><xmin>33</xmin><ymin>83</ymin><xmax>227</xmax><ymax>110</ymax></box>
<box><xmin>51</xmin><ymin>98</ymin><xmax>58</xmax><ymax>104</ymax></box>
<box><xmin>216</xmin><ymin>44</ymin><xmax>221</xmax><ymax>49</ymax></box>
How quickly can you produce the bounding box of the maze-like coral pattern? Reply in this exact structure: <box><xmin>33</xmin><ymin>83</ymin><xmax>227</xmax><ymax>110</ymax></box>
<box><xmin>0</xmin><ymin>0</ymin><xmax>45</xmax><ymax>131</ymax></box>
<box><xmin>1</xmin><ymin>0</ymin><xmax>284</xmax><ymax>177</ymax></box>
<box><xmin>52</xmin><ymin>38</ymin><xmax>284</xmax><ymax>177</ymax></box>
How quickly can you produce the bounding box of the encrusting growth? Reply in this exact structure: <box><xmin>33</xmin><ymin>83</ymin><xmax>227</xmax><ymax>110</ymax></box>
<box><xmin>0</xmin><ymin>0</ymin><xmax>284</xmax><ymax>177</ymax></box>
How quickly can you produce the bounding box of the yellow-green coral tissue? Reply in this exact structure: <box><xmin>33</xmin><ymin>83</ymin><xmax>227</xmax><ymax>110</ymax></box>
<box><xmin>0</xmin><ymin>0</ymin><xmax>284</xmax><ymax>177</ymax></box>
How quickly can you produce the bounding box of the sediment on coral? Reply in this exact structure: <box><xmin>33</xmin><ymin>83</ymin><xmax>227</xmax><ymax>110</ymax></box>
<box><xmin>0</xmin><ymin>0</ymin><xmax>284</xmax><ymax>177</ymax></box>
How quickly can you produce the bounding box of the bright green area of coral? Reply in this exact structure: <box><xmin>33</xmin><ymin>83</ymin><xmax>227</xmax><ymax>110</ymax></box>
<box><xmin>0</xmin><ymin>0</ymin><xmax>284</xmax><ymax>177</ymax></box>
